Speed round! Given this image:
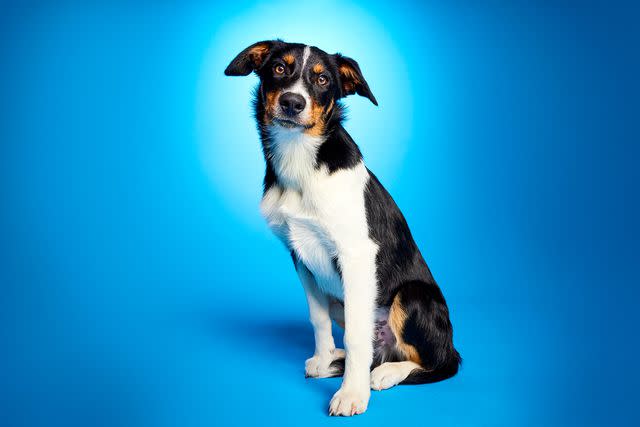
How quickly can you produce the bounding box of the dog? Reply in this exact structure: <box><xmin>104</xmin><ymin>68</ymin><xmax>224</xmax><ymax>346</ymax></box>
<box><xmin>225</xmin><ymin>40</ymin><xmax>461</xmax><ymax>416</ymax></box>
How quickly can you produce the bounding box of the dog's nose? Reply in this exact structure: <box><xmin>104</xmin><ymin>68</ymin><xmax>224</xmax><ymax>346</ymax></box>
<box><xmin>279</xmin><ymin>92</ymin><xmax>306</xmax><ymax>116</ymax></box>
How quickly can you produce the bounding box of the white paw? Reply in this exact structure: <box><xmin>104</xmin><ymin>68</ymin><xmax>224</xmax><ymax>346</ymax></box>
<box><xmin>305</xmin><ymin>349</ymin><xmax>345</xmax><ymax>378</ymax></box>
<box><xmin>370</xmin><ymin>364</ymin><xmax>404</xmax><ymax>390</ymax></box>
<box><xmin>329</xmin><ymin>387</ymin><xmax>369</xmax><ymax>416</ymax></box>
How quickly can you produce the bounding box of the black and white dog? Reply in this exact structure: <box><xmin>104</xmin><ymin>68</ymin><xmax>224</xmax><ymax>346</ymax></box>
<box><xmin>225</xmin><ymin>40</ymin><xmax>461</xmax><ymax>416</ymax></box>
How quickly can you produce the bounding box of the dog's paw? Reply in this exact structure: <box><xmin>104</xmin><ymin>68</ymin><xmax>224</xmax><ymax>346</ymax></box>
<box><xmin>305</xmin><ymin>349</ymin><xmax>345</xmax><ymax>378</ymax></box>
<box><xmin>305</xmin><ymin>355</ymin><xmax>330</xmax><ymax>378</ymax></box>
<box><xmin>328</xmin><ymin>387</ymin><xmax>369</xmax><ymax>416</ymax></box>
<box><xmin>370</xmin><ymin>363</ymin><xmax>405</xmax><ymax>391</ymax></box>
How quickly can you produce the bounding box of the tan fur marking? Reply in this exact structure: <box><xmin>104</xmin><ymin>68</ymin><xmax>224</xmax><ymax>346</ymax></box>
<box><xmin>264</xmin><ymin>89</ymin><xmax>280</xmax><ymax>122</ymax></box>
<box><xmin>283</xmin><ymin>54</ymin><xmax>295</xmax><ymax>65</ymax></box>
<box><xmin>339</xmin><ymin>64</ymin><xmax>361</xmax><ymax>94</ymax></box>
<box><xmin>304</xmin><ymin>99</ymin><xmax>327</xmax><ymax>137</ymax></box>
<box><xmin>312</xmin><ymin>63</ymin><xmax>324</xmax><ymax>73</ymax></box>
<box><xmin>388</xmin><ymin>295</ymin><xmax>422</xmax><ymax>364</ymax></box>
<box><xmin>339</xmin><ymin>64</ymin><xmax>361</xmax><ymax>82</ymax></box>
<box><xmin>325</xmin><ymin>98</ymin><xmax>335</xmax><ymax>116</ymax></box>
<box><xmin>249</xmin><ymin>44</ymin><xmax>270</xmax><ymax>67</ymax></box>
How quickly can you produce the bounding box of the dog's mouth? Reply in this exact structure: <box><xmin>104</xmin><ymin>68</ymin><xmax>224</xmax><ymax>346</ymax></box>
<box><xmin>272</xmin><ymin>117</ymin><xmax>315</xmax><ymax>130</ymax></box>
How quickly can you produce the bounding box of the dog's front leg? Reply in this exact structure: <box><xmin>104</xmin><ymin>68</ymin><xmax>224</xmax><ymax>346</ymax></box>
<box><xmin>329</xmin><ymin>251</ymin><xmax>376</xmax><ymax>416</ymax></box>
<box><xmin>295</xmin><ymin>261</ymin><xmax>345</xmax><ymax>378</ymax></box>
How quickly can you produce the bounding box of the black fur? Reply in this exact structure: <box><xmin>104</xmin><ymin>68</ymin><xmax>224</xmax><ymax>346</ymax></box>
<box><xmin>365</xmin><ymin>175</ymin><xmax>461</xmax><ymax>379</ymax></box>
<box><xmin>333</xmin><ymin>53</ymin><xmax>378</xmax><ymax>105</ymax></box>
<box><xmin>364</xmin><ymin>172</ymin><xmax>435</xmax><ymax>306</ymax></box>
<box><xmin>394</xmin><ymin>281</ymin><xmax>461</xmax><ymax>384</ymax></box>
<box><xmin>317</xmin><ymin>123</ymin><xmax>363</xmax><ymax>173</ymax></box>
<box><xmin>224</xmin><ymin>40</ymin><xmax>285</xmax><ymax>76</ymax></box>
<box><xmin>328</xmin><ymin>358</ymin><xmax>346</xmax><ymax>377</ymax></box>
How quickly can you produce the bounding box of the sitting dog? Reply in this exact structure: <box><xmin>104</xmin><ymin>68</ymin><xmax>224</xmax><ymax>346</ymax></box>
<box><xmin>225</xmin><ymin>40</ymin><xmax>461</xmax><ymax>416</ymax></box>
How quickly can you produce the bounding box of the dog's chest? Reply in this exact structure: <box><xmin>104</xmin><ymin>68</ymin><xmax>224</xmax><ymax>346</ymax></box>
<box><xmin>261</xmin><ymin>183</ymin><xmax>343</xmax><ymax>298</ymax></box>
<box><xmin>261</xmin><ymin>129</ymin><xmax>374</xmax><ymax>298</ymax></box>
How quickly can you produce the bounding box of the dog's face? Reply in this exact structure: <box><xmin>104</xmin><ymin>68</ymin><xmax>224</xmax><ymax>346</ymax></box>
<box><xmin>225</xmin><ymin>40</ymin><xmax>377</xmax><ymax>136</ymax></box>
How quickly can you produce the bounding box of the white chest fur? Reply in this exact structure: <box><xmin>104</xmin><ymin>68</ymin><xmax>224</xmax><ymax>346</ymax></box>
<box><xmin>260</xmin><ymin>128</ymin><xmax>377</xmax><ymax>299</ymax></box>
<box><xmin>261</xmin><ymin>184</ymin><xmax>343</xmax><ymax>297</ymax></box>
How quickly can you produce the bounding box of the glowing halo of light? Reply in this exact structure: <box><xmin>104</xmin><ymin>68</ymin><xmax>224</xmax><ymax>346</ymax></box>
<box><xmin>196</xmin><ymin>0</ymin><xmax>412</xmax><ymax>229</ymax></box>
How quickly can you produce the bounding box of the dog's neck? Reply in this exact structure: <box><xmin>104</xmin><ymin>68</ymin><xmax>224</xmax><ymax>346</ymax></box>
<box><xmin>256</xmin><ymin>97</ymin><xmax>362</xmax><ymax>193</ymax></box>
<box><xmin>265</xmin><ymin>125</ymin><xmax>326</xmax><ymax>191</ymax></box>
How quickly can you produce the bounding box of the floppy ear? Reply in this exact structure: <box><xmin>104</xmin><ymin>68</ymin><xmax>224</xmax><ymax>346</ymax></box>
<box><xmin>224</xmin><ymin>40</ymin><xmax>278</xmax><ymax>76</ymax></box>
<box><xmin>334</xmin><ymin>54</ymin><xmax>378</xmax><ymax>106</ymax></box>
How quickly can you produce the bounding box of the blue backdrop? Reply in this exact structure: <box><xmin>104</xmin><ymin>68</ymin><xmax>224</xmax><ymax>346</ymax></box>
<box><xmin>1</xmin><ymin>1</ymin><xmax>638</xmax><ymax>426</ymax></box>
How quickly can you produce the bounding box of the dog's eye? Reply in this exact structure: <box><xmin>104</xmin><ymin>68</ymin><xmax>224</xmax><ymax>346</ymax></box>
<box><xmin>274</xmin><ymin>64</ymin><xmax>285</xmax><ymax>75</ymax></box>
<box><xmin>317</xmin><ymin>75</ymin><xmax>328</xmax><ymax>86</ymax></box>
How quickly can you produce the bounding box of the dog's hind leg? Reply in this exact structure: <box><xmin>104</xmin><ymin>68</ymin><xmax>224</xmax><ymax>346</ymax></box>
<box><xmin>371</xmin><ymin>280</ymin><xmax>461</xmax><ymax>389</ymax></box>
<box><xmin>370</xmin><ymin>361</ymin><xmax>422</xmax><ymax>390</ymax></box>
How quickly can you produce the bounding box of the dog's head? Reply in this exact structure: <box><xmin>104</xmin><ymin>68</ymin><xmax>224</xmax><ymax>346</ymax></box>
<box><xmin>225</xmin><ymin>40</ymin><xmax>377</xmax><ymax>136</ymax></box>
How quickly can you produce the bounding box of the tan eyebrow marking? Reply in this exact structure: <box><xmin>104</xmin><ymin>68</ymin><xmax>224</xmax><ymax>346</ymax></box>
<box><xmin>312</xmin><ymin>63</ymin><xmax>324</xmax><ymax>73</ymax></box>
<box><xmin>283</xmin><ymin>54</ymin><xmax>295</xmax><ymax>65</ymax></box>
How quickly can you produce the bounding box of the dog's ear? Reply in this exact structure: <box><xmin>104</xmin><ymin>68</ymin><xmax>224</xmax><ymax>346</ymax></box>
<box><xmin>334</xmin><ymin>54</ymin><xmax>378</xmax><ymax>106</ymax></box>
<box><xmin>225</xmin><ymin>41</ymin><xmax>279</xmax><ymax>76</ymax></box>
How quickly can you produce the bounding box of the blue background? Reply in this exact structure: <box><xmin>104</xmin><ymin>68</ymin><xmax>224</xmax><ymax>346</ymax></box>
<box><xmin>1</xmin><ymin>1</ymin><xmax>638</xmax><ymax>426</ymax></box>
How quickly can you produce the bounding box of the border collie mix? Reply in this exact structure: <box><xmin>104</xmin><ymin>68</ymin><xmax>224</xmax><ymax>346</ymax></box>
<box><xmin>225</xmin><ymin>40</ymin><xmax>461</xmax><ymax>416</ymax></box>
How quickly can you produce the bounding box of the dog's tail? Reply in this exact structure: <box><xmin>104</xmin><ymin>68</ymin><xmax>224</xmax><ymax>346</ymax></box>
<box><xmin>327</xmin><ymin>358</ymin><xmax>345</xmax><ymax>377</ymax></box>
<box><xmin>391</xmin><ymin>279</ymin><xmax>462</xmax><ymax>385</ymax></box>
<box><xmin>326</xmin><ymin>355</ymin><xmax>460</xmax><ymax>383</ymax></box>
<box><xmin>400</xmin><ymin>354</ymin><xmax>461</xmax><ymax>385</ymax></box>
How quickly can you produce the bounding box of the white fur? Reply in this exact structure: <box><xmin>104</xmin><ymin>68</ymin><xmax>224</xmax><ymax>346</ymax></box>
<box><xmin>301</xmin><ymin>45</ymin><xmax>311</xmax><ymax>69</ymax></box>
<box><xmin>265</xmin><ymin>125</ymin><xmax>324</xmax><ymax>191</ymax></box>
<box><xmin>280</xmin><ymin>46</ymin><xmax>312</xmax><ymax>122</ymax></box>
<box><xmin>260</xmin><ymin>121</ymin><xmax>378</xmax><ymax>416</ymax></box>
<box><xmin>296</xmin><ymin>261</ymin><xmax>342</xmax><ymax>378</ymax></box>
<box><xmin>370</xmin><ymin>361</ymin><xmax>422</xmax><ymax>390</ymax></box>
